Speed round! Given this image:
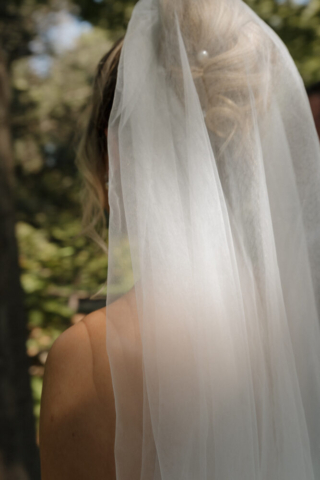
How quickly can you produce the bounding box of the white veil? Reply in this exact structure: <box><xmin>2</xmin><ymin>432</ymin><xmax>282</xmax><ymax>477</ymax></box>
<box><xmin>106</xmin><ymin>0</ymin><xmax>320</xmax><ymax>478</ymax></box>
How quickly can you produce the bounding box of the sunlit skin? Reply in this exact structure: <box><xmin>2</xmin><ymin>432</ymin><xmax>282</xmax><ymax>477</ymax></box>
<box><xmin>39</xmin><ymin>130</ymin><xmax>139</xmax><ymax>480</ymax></box>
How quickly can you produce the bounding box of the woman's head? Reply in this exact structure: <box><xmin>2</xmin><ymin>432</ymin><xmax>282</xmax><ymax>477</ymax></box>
<box><xmin>77</xmin><ymin>0</ymin><xmax>272</xmax><ymax>251</ymax></box>
<box><xmin>76</xmin><ymin>36</ymin><xmax>124</xmax><ymax>249</ymax></box>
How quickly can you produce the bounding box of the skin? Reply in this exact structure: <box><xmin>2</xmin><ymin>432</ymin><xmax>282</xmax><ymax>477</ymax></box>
<box><xmin>39</xmin><ymin>288</ymin><xmax>142</xmax><ymax>480</ymax></box>
<box><xmin>39</xmin><ymin>307</ymin><xmax>116</xmax><ymax>480</ymax></box>
<box><xmin>39</xmin><ymin>131</ymin><xmax>140</xmax><ymax>479</ymax></box>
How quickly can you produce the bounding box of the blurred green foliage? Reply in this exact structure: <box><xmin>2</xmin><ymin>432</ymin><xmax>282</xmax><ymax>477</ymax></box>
<box><xmin>13</xmin><ymin>27</ymin><xmax>112</xmax><ymax>330</ymax></box>
<box><xmin>4</xmin><ymin>0</ymin><xmax>320</xmax><ymax>430</ymax></box>
<box><xmin>247</xmin><ymin>0</ymin><xmax>320</xmax><ymax>86</ymax></box>
<box><xmin>10</xmin><ymin>26</ymin><xmax>113</xmax><ymax>424</ymax></box>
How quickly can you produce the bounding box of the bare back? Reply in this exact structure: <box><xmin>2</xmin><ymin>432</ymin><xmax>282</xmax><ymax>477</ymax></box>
<box><xmin>40</xmin><ymin>287</ymin><xmax>142</xmax><ymax>480</ymax></box>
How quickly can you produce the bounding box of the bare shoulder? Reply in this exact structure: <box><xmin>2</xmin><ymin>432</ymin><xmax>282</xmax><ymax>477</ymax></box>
<box><xmin>41</xmin><ymin>316</ymin><xmax>95</xmax><ymax>396</ymax></box>
<box><xmin>40</xmin><ymin>291</ymin><xmax>137</xmax><ymax>480</ymax></box>
<box><xmin>40</xmin><ymin>290</ymin><xmax>139</xmax><ymax>480</ymax></box>
<box><xmin>40</xmin><ymin>307</ymin><xmax>108</xmax><ymax>414</ymax></box>
<box><xmin>40</xmin><ymin>291</ymin><xmax>135</xmax><ymax>414</ymax></box>
<box><xmin>39</xmin><ymin>305</ymin><xmax>117</xmax><ymax>480</ymax></box>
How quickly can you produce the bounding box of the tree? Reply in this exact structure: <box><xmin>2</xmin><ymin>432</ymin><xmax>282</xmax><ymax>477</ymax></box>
<box><xmin>0</xmin><ymin>41</ymin><xmax>40</xmax><ymax>479</ymax></box>
<box><xmin>0</xmin><ymin>3</ymin><xmax>118</xmax><ymax>471</ymax></box>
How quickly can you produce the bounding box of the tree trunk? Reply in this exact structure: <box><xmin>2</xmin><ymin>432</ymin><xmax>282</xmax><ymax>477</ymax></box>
<box><xmin>0</xmin><ymin>44</ymin><xmax>40</xmax><ymax>480</ymax></box>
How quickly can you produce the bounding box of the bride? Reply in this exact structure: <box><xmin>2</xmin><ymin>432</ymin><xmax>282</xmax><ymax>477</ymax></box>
<box><xmin>40</xmin><ymin>0</ymin><xmax>320</xmax><ymax>479</ymax></box>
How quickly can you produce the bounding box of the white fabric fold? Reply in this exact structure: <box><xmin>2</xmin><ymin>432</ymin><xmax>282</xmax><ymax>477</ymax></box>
<box><xmin>106</xmin><ymin>0</ymin><xmax>320</xmax><ymax>478</ymax></box>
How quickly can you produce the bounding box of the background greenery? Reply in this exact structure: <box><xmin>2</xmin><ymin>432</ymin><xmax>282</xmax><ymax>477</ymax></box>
<box><xmin>3</xmin><ymin>0</ymin><xmax>320</xmax><ymax>454</ymax></box>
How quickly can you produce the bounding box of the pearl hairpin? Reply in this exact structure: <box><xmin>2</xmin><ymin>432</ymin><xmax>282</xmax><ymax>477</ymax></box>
<box><xmin>197</xmin><ymin>49</ymin><xmax>209</xmax><ymax>65</ymax></box>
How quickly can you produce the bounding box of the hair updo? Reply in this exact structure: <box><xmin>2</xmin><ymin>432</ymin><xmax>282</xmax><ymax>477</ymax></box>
<box><xmin>77</xmin><ymin>0</ymin><xmax>273</xmax><ymax>250</ymax></box>
<box><xmin>160</xmin><ymin>0</ymin><xmax>273</xmax><ymax>157</ymax></box>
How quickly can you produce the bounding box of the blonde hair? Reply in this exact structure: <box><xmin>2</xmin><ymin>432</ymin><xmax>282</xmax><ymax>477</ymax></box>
<box><xmin>162</xmin><ymin>0</ymin><xmax>272</xmax><ymax>157</ymax></box>
<box><xmin>77</xmin><ymin>1</ymin><xmax>272</xmax><ymax>251</ymax></box>
<box><xmin>76</xmin><ymin>36</ymin><xmax>124</xmax><ymax>253</ymax></box>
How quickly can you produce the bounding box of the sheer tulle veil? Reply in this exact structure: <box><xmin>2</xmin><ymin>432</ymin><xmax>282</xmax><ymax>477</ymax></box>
<box><xmin>105</xmin><ymin>0</ymin><xmax>320</xmax><ymax>478</ymax></box>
